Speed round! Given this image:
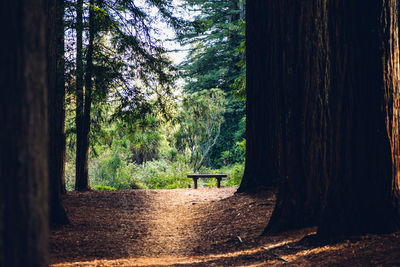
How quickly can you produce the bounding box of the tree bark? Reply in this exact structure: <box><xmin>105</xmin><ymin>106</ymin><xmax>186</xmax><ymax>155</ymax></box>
<box><xmin>260</xmin><ymin>0</ymin><xmax>330</xmax><ymax>233</ymax></box>
<box><xmin>237</xmin><ymin>1</ymin><xmax>282</xmax><ymax>192</ymax></box>
<box><xmin>0</xmin><ymin>1</ymin><xmax>49</xmax><ymax>266</ymax></box>
<box><xmin>47</xmin><ymin>0</ymin><xmax>69</xmax><ymax>225</ymax></box>
<box><xmin>57</xmin><ymin>0</ymin><xmax>67</xmax><ymax>195</ymax></box>
<box><xmin>80</xmin><ymin>0</ymin><xmax>95</xmax><ymax>188</ymax></box>
<box><xmin>245</xmin><ymin>0</ymin><xmax>400</xmax><ymax>237</ymax></box>
<box><xmin>318</xmin><ymin>0</ymin><xmax>400</xmax><ymax>238</ymax></box>
<box><xmin>75</xmin><ymin>0</ymin><xmax>89</xmax><ymax>191</ymax></box>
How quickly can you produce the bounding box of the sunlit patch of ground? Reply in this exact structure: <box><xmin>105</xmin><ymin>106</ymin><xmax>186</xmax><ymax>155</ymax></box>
<box><xmin>50</xmin><ymin>188</ymin><xmax>400</xmax><ymax>266</ymax></box>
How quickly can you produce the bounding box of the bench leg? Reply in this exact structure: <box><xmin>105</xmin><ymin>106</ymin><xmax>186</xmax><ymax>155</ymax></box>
<box><xmin>217</xmin><ymin>177</ymin><xmax>221</xmax><ymax>188</ymax></box>
<box><xmin>193</xmin><ymin>178</ymin><xmax>198</xmax><ymax>189</ymax></box>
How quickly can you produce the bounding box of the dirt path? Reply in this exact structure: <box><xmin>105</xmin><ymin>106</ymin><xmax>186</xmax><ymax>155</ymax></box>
<box><xmin>50</xmin><ymin>188</ymin><xmax>400</xmax><ymax>266</ymax></box>
<box><xmin>51</xmin><ymin>188</ymin><xmax>272</xmax><ymax>266</ymax></box>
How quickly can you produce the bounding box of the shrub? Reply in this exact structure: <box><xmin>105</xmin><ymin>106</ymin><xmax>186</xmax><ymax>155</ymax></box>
<box><xmin>134</xmin><ymin>159</ymin><xmax>193</xmax><ymax>189</ymax></box>
<box><xmin>94</xmin><ymin>184</ymin><xmax>117</xmax><ymax>190</ymax></box>
<box><xmin>89</xmin><ymin>149</ymin><xmax>147</xmax><ymax>190</ymax></box>
<box><xmin>219</xmin><ymin>163</ymin><xmax>244</xmax><ymax>187</ymax></box>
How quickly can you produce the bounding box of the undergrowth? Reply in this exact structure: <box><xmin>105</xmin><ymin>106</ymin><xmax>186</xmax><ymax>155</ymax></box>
<box><xmin>65</xmin><ymin>156</ymin><xmax>243</xmax><ymax>191</ymax></box>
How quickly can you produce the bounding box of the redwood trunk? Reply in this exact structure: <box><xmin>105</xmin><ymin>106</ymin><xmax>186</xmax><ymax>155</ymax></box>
<box><xmin>0</xmin><ymin>1</ymin><xmax>49</xmax><ymax>265</ymax></box>
<box><xmin>242</xmin><ymin>1</ymin><xmax>329</xmax><ymax>231</ymax></box>
<box><xmin>318</xmin><ymin>0</ymin><xmax>400</xmax><ymax>238</ymax></box>
<box><xmin>265</xmin><ymin>0</ymin><xmax>330</xmax><ymax>233</ymax></box>
<box><xmin>237</xmin><ymin>1</ymin><xmax>282</xmax><ymax>192</ymax></box>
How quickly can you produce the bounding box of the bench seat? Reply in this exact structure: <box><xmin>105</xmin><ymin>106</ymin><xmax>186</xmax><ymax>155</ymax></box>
<box><xmin>187</xmin><ymin>174</ymin><xmax>227</xmax><ymax>189</ymax></box>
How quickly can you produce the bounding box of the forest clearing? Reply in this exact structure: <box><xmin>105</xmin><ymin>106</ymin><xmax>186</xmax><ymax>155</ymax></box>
<box><xmin>50</xmin><ymin>188</ymin><xmax>400</xmax><ymax>266</ymax></box>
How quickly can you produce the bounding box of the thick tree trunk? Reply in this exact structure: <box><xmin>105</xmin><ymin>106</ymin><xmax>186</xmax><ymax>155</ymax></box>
<box><xmin>0</xmin><ymin>1</ymin><xmax>49</xmax><ymax>266</ymax></box>
<box><xmin>252</xmin><ymin>0</ymin><xmax>400</xmax><ymax>237</ymax></box>
<box><xmin>264</xmin><ymin>0</ymin><xmax>330</xmax><ymax>233</ymax></box>
<box><xmin>47</xmin><ymin>0</ymin><xmax>69</xmax><ymax>225</ymax></box>
<box><xmin>75</xmin><ymin>0</ymin><xmax>89</xmax><ymax>191</ymax></box>
<box><xmin>318</xmin><ymin>0</ymin><xmax>400</xmax><ymax>238</ymax></box>
<box><xmin>237</xmin><ymin>1</ymin><xmax>282</xmax><ymax>192</ymax></box>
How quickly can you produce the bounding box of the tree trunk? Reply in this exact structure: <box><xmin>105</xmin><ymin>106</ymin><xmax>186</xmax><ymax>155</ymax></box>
<box><xmin>75</xmin><ymin>0</ymin><xmax>95</xmax><ymax>191</ymax></box>
<box><xmin>318</xmin><ymin>0</ymin><xmax>400</xmax><ymax>238</ymax></box>
<box><xmin>81</xmin><ymin>0</ymin><xmax>95</xmax><ymax>187</ymax></box>
<box><xmin>57</xmin><ymin>0</ymin><xmax>67</xmax><ymax>195</ymax></box>
<box><xmin>75</xmin><ymin>0</ymin><xmax>89</xmax><ymax>191</ymax></box>
<box><xmin>260</xmin><ymin>0</ymin><xmax>330</xmax><ymax>233</ymax></box>
<box><xmin>237</xmin><ymin>1</ymin><xmax>282</xmax><ymax>192</ymax></box>
<box><xmin>0</xmin><ymin>1</ymin><xmax>49</xmax><ymax>266</ymax></box>
<box><xmin>252</xmin><ymin>0</ymin><xmax>400</xmax><ymax>237</ymax></box>
<box><xmin>47</xmin><ymin>0</ymin><xmax>69</xmax><ymax>225</ymax></box>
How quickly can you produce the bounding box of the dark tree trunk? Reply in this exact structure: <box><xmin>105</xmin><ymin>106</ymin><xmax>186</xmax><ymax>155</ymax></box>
<box><xmin>81</xmin><ymin>0</ymin><xmax>95</xmax><ymax>188</ymax></box>
<box><xmin>261</xmin><ymin>0</ymin><xmax>330</xmax><ymax>233</ymax></box>
<box><xmin>47</xmin><ymin>0</ymin><xmax>69</xmax><ymax>225</ymax></box>
<box><xmin>0</xmin><ymin>1</ymin><xmax>49</xmax><ymax>266</ymax></box>
<box><xmin>237</xmin><ymin>1</ymin><xmax>282</xmax><ymax>192</ymax></box>
<box><xmin>318</xmin><ymin>0</ymin><xmax>400</xmax><ymax>238</ymax></box>
<box><xmin>75</xmin><ymin>0</ymin><xmax>89</xmax><ymax>191</ymax></box>
<box><xmin>250</xmin><ymin>0</ymin><xmax>400</xmax><ymax>237</ymax></box>
<box><xmin>57</xmin><ymin>0</ymin><xmax>67</xmax><ymax>195</ymax></box>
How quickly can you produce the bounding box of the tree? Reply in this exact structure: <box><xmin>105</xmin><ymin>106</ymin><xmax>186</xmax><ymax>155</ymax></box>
<box><xmin>318</xmin><ymin>0</ymin><xmax>400</xmax><ymax>238</ymax></box>
<box><xmin>47</xmin><ymin>0</ymin><xmax>69</xmax><ymax>224</ymax></box>
<box><xmin>75</xmin><ymin>0</ymin><xmax>96</xmax><ymax>191</ymax></box>
<box><xmin>179</xmin><ymin>0</ymin><xmax>244</xmax><ymax>93</ymax></box>
<box><xmin>247</xmin><ymin>0</ymin><xmax>330</xmax><ymax>232</ymax></box>
<box><xmin>237</xmin><ymin>1</ymin><xmax>283</xmax><ymax>192</ymax></box>
<box><xmin>0</xmin><ymin>1</ymin><xmax>49</xmax><ymax>265</ymax></box>
<box><xmin>243</xmin><ymin>0</ymin><xmax>400</xmax><ymax>237</ymax></box>
<box><xmin>179</xmin><ymin>0</ymin><xmax>245</xmax><ymax>168</ymax></box>
<box><xmin>58</xmin><ymin>0</ymin><xmax>67</xmax><ymax>195</ymax></box>
<box><xmin>72</xmin><ymin>0</ymin><xmax>181</xmax><ymax>190</ymax></box>
<box><xmin>175</xmin><ymin>89</ymin><xmax>226</xmax><ymax>171</ymax></box>
<box><xmin>75</xmin><ymin>0</ymin><xmax>87</xmax><ymax>190</ymax></box>
<box><xmin>129</xmin><ymin>115</ymin><xmax>162</xmax><ymax>164</ymax></box>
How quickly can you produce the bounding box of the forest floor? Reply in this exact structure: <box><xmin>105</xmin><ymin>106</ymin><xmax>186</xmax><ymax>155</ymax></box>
<box><xmin>50</xmin><ymin>188</ymin><xmax>400</xmax><ymax>266</ymax></box>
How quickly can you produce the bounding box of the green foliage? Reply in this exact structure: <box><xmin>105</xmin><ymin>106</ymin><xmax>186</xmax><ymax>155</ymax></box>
<box><xmin>176</xmin><ymin>89</ymin><xmax>226</xmax><ymax>171</ymax></box>
<box><xmin>62</xmin><ymin>1</ymin><xmax>246</xmax><ymax>191</ymax></box>
<box><xmin>177</xmin><ymin>0</ymin><xmax>246</xmax><ymax>167</ymax></box>
<box><xmin>231</xmin><ymin>20</ymin><xmax>246</xmax><ymax>102</ymax></box>
<box><xmin>91</xmin><ymin>153</ymin><xmax>130</xmax><ymax>189</ymax></box>
<box><xmin>134</xmin><ymin>159</ymin><xmax>193</xmax><ymax>189</ymax></box>
<box><xmin>236</xmin><ymin>138</ymin><xmax>246</xmax><ymax>154</ymax></box>
<box><xmin>64</xmin><ymin>0</ymin><xmax>183</xmax><ymax>150</ymax></box>
<box><xmin>178</xmin><ymin>0</ymin><xmax>244</xmax><ymax>93</ymax></box>
<box><xmin>94</xmin><ymin>184</ymin><xmax>117</xmax><ymax>191</ymax></box>
<box><xmin>219</xmin><ymin>163</ymin><xmax>244</xmax><ymax>187</ymax></box>
<box><xmin>128</xmin><ymin>115</ymin><xmax>162</xmax><ymax>164</ymax></box>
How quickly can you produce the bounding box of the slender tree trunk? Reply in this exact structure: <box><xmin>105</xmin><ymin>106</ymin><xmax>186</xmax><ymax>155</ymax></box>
<box><xmin>81</xmin><ymin>0</ymin><xmax>95</xmax><ymax>185</ymax></box>
<box><xmin>75</xmin><ymin>0</ymin><xmax>89</xmax><ymax>191</ymax></box>
<box><xmin>0</xmin><ymin>1</ymin><xmax>49</xmax><ymax>265</ymax></box>
<box><xmin>318</xmin><ymin>0</ymin><xmax>400</xmax><ymax>238</ymax></box>
<box><xmin>47</xmin><ymin>0</ymin><xmax>69</xmax><ymax>225</ymax></box>
<box><xmin>57</xmin><ymin>0</ymin><xmax>67</xmax><ymax>195</ymax></box>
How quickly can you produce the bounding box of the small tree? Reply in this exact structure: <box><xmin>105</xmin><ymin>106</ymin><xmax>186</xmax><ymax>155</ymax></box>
<box><xmin>176</xmin><ymin>89</ymin><xmax>226</xmax><ymax>171</ymax></box>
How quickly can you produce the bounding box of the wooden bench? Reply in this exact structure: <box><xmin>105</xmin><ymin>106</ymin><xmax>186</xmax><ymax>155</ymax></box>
<box><xmin>187</xmin><ymin>174</ymin><xmax>227</xmax><ymax>189</ymax></box>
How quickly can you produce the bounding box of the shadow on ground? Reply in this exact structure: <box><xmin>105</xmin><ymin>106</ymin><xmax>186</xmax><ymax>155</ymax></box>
<box><xmin>50</xmin><ymin>188</ymin><xmax>400</xmax><ymax>266</ymax></box>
